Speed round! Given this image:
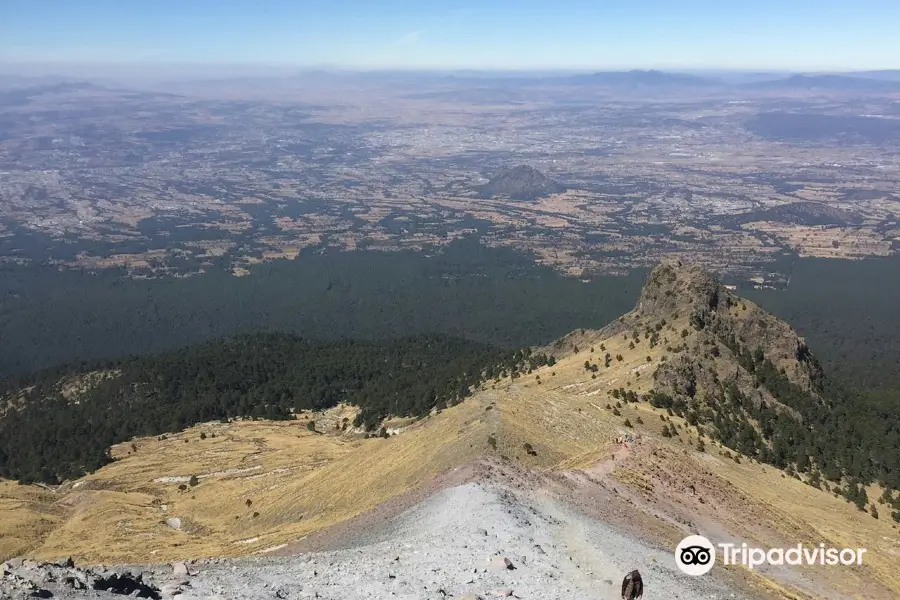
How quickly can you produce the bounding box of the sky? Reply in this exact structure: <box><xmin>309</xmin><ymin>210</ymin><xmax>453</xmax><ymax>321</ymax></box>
<box><xmin>1</xmin><ymin>0</ymin><xmax>899</xmax><ymax>72</ymax></box>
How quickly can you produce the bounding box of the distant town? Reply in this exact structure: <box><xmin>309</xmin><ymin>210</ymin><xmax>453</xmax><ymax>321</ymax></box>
<box><xmin>1</xmin><ymin>72</ymin><xmax>899</xmax><ymax>286</ymax></box>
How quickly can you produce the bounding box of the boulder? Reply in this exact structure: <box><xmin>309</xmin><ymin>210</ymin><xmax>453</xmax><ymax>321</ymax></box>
<box><xmin>171</xmin><ymin>562</ymin><xmax>189</xmax><ymax>578</ymax></box>
<box><xmin>488</xmin><ymin>557</ymin><xmax>515</xmax><ymax>571</ymax></box>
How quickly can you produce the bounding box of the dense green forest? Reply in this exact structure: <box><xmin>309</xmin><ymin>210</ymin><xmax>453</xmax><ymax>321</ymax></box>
<box><xmin>745</xmin><ymin>255</ymin><xmax>900</xmax><ymax>392</ymax></box>
<box><xmin>0</xmin><ymin>239</ymin><xmax>645</xmax><ymax>378</ymax></box>
<box><xmin>0</xmin><ymin>333</ymin><xmax>553</xmax><ymax>484</ymax></box>
<box><xmin>745</xmin><ymin>256</ymin><xmax>900</xmax><ymax>517</ymax></box>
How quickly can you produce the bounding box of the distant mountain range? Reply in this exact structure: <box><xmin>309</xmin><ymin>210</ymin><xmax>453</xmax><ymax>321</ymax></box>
<box><xmin>743</xmin><ymin>74</ymin><xmax>900</xmax><ymax>92</ymax></box>
<box><xmin>565</xmin><ymin>69</ymin><xmax>720</xmax><ymax>88</ymax></box>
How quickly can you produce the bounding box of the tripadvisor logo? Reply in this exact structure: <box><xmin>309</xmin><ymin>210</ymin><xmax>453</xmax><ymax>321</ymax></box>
<box><xmin>675</xmin><ymin>535</ymin><xmax>716</xmax><ymax>576</ymax></box>
<box><xmin>675</xmin><ymin>535</ymin><xmax>868</xmax><ymax>575</ymax></box>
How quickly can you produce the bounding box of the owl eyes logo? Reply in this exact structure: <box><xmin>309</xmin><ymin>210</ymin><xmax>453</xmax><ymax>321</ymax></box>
<box><xmin>675</xmin><ymin>535</ymin><xmax>716</xmax><ymax>576</ymax></box>
<box><xmin>680</xmin><ymin>545</ymin><xmax>712</xmax><ymax>565</ymax></box>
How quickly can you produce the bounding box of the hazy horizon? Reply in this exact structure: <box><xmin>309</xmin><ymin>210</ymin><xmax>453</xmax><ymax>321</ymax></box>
<box><xmin>3</xmin><ymin>1</ymin><xmax>900</xmax><ymax>72</ymax></box>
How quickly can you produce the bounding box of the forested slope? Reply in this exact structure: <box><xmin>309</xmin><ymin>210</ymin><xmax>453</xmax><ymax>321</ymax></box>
<box><xmin>0</xmin><ymin>333</ymin><xmax>552</xmax><ymax>484</ymax></box>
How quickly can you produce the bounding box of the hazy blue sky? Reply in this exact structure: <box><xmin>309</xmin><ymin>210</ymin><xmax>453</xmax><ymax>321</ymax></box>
<box><xmin>2</xmin><ymin>0</ymin><xmax>898</xmax><ymax>71</ymax></box>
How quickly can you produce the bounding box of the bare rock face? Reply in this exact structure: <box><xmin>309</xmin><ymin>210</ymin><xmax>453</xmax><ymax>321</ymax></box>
<box><xmin>617</xmin><ymin>259</ymin><xmax>829</xmax><ymax>439</ymax></box>
<box><xmin>640</xmin><ymin>260</ymin><xmax>823</xmax><ymax>396</ymax></box>
<box><xmin>636</xmin><ymin>260</ymin><xmax>724</xmax><ymax>318</ymax></box>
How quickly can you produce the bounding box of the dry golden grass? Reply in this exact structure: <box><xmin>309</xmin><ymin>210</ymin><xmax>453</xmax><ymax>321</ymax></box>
<box><xmin>706</xmin><ymin>448</ymin><xmax>900</xmax><ymax>597</ymax></box>
<box><xmin>0</xmin><ymin>481</ymin><xmax>63</xmax><ymax>560</ymax></box>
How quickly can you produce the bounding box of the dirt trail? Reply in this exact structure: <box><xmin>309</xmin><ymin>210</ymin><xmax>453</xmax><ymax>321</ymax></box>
<box><xmin>2</xmin><ymin>479</ymin><xmax>760</xmax><ymax>600</ymax></box>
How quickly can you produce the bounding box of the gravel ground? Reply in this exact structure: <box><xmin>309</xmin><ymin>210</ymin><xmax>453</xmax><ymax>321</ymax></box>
<box><xmin>2</xmin><ymin>481</ymin><xmax>752</xmax><ymax>600</ymax></box>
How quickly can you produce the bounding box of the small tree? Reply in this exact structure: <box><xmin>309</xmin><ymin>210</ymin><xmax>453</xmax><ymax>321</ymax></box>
<box><xmin>245</xmin><ymin>498</ymin><xmax>252</xmax><ymax>508</ymax></box>
<box><xmin>200</xmin><ymin>432</ymin><xmax>207</xmax><ymax>440</ymax></box>
<box><xmin>189</xmin><ymin>475</ymin><xmax>199</xmax><ymax>487</ymax></box>
<box><xmin>624</xmin><ymin>419</ymin><xmax>633</xmax><ymax>428</ymax></box>
<box><xmin>307</xmin><ymin>420</ymin><xmax>316</xmax><ymax>432</ymax></box>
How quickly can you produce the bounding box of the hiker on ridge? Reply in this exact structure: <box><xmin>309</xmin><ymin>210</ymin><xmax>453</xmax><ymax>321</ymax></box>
<box><xmin>621</xmin><ymin>569</ymin><xmax>643</xmax><ymax>600</ymax></box>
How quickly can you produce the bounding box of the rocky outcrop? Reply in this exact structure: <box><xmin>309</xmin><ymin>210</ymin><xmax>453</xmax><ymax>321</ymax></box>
<box><xmin>0</xmin><ymin>557</ymin><xmax>204</xmax><ymax>600</ymax></box>
<box><xmin>639</xmin><ymin>260</ymin><xmax>824</xmax><ymax>397</ymax></box>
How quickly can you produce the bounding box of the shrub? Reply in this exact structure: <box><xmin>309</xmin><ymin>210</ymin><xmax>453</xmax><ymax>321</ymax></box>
<box><xmin>188</xmin><ymin>475</ymin><xmax>199</xmax><ymax>487</ymax></box>
<box><xmin>623</xmin><ymin>419</ymin><xmax>633</xmax><ymax>428</ymax></box>
<box><xmin>307</xmin><ymin>420</ymin><xmax>316</xmax><ymax>432</ymax></box>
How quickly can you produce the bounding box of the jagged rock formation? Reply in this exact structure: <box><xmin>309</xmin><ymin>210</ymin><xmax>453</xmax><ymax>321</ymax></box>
<box><xmin>478</xmin><ymin>166</ymin><xmax>565</xmax><ymax>201</ymax></box>
<box><xmin>636</xmin><ymin>260</ymin><xmax>823</xmax><ymax>398</ymax></box>
<box><xmin>555</xmin><ymin>259</ymin><xmax>829</xmax><ymax>462</ymax></box>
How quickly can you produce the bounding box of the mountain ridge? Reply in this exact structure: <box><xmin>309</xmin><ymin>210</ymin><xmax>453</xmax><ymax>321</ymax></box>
<box><xmin>1</xmin><ymin>260</ymin><xmax>899</xmax><ymax>600</ymax></box>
